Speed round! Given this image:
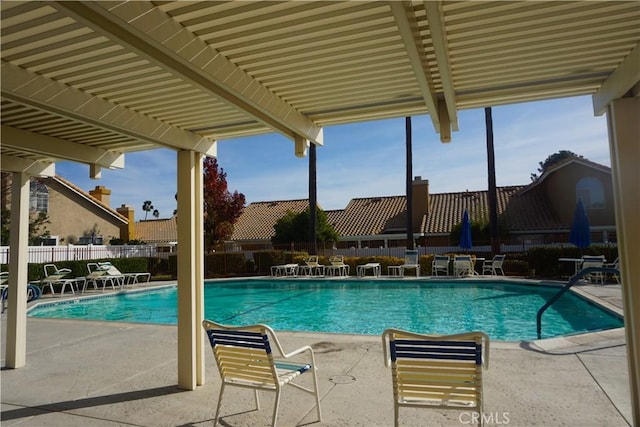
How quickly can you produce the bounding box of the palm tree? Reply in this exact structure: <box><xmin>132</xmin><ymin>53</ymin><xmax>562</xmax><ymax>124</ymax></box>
<box><xmin>153</xmin><ymin>209</ymin><xmax>160</xmax><ymax>219</ymax></box>
<box><xmin>142</xmin><ymin>200</ymin><xmax>154</xmax><ymax>220</ymax></box>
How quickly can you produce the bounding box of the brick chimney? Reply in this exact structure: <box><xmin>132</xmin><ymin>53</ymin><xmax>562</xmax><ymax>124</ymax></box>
<box><xmin>411</xmin><ymin>176</ymin><xmax>430</xmax><ymax>231</ymax></box>
<box><xmin>89</xmin><ymin>185</ymin><xmax>111</xmax><ymax>206</ymax></box>
<box><xmin>116</xmin><ymin>204</ymin><xmax>136</xmax><ymax>241</ymax></box>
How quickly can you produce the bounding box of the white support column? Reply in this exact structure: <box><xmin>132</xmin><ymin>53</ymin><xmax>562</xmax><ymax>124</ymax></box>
<box><xmin>176</xmin><ymin>150</ymin><xmax>205</xmax><ymax>390</ymax></box>
<box><xmin>194</xmin><ymin>152</ymin><xmax>205</xmax><ymax>386</ymax></box>
<box><xmin>606</xmin><ymin>96</ymin><xmax>639</xmax><ymax>425</ymax></box>
<box><xmin>5</xmin><ymin>173</ymin><xmax>30</xmax><ymax>368</ymax></box>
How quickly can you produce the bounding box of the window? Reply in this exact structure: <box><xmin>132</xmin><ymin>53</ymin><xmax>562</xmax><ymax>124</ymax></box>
<box><xmin>29</xmin><ymin>180</ymin><xmax>48</xmax><ymax>213</ymax></box>
<box><xmin>576</xmin><ymin>177</ymin><xmax>605</xmax><ymax>209</ymax></box>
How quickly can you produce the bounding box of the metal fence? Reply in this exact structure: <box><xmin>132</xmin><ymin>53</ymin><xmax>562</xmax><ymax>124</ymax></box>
<box><xmin>0</xmin><ymin>245</ymin><xmax>162</xmax><ymax>265</ymax></box>
<box><xmin>1</xmin><ymin>241</ymin><xmax>616</xmax><ymax>265</ymax></box>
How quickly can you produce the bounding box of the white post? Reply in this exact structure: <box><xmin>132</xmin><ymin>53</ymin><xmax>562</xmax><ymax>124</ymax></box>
<box><xmin>607</xmin><ymin>96</ymin><xmax>639</xmax><ymax>425</ymax></box>
<box><xmin>176</xmin><ymin>150</ymin><xmax>205</xmax><ymax>390</ymax></box>
<box><xmin>5</xmin><ymin>173</ymin><xmax>30</xmax><ymax>368</ymax></box>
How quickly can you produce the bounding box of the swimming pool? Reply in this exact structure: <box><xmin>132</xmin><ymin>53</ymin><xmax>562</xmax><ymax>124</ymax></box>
<box><xmin>28</xmin><ymin>279</ymin><xmax>623</xmax><ymax>341</ymax></box>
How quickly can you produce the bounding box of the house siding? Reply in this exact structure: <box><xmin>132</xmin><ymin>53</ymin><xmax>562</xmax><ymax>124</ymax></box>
<box><xmin>43</xmin><ymin>178</ymin><xmax>126</xmax><ymax>244</ymax></box>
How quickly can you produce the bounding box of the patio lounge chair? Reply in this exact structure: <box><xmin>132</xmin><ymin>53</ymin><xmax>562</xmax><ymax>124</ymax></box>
<box><xmin>270</xmin><ymin>263</ymin><xmax>298</xmax><ymax>277</ymax></box>
<box><xmin>0</xmin><ymin>271</ymin><xmax>8</xmax><ymax>295</ymax></box>
<box><xmin>1</xmin><ymin>275</ymin><xmax>42</xmax><ymax>313</ymax></box>
<box><xmin>98</xmin><ymin>261</ymin><xmax>150</xmax><ymax>286</ymax></box>
<box><xmin>453</xmin><ymin>255</ymin><xmax>474</xmax><ymax>277</ymax></box>
<box><xmin>431</xmin><ymin>255</ymin><xmax>450</xmax><ymax>276</ymax></box>
<box><xmin>482</xmin><ymin>255</ymin><xmax>506</xmax><ymax>276</ymax></box>
<box><xmin>202</xmin><ymin>320</ymin><xmax>322</xmax><ymax>427</ymax></box>
<box><xmin>40</xmin><ymin>264</ymin><xmax>77</xmax><ymax>296</ymax></box>
<box><xmin>581</xmin><ymin>255</ymin><xmax>606</xmax><ymax>284</ymax></box>
<box><xmin>325</xmin><ymin>255</ymin><xmax>350</xmax><ymax>277</ymax></box>
<box><xmin>301</xmin><ymin>255</ymin><xmax>324</xmax><ymax>277</ymax></box>
<box><xmin>604</xmin><ymin>257</ymin><xmax>620</xmax><ymax>283</ymax></box>
<box><xmin>400</xmin><ymin>249</ymin><xmax>420</xmax><ymax>278</ymax></box>
<box><xmin>84</xmin><ymin>262</ymin><xmax>121</xmax><ymax>292</ymax></box>
<box><xmin>382</xmin><ymin>329</ymin><xmax>490</xmax><ymax>427</ymax></box>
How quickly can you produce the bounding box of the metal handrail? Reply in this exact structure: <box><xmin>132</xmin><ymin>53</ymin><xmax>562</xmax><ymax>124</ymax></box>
<box><xmin>536</xmin><ymin>266</ymin><xmax>620</xmax><ymax>339</ymax></box>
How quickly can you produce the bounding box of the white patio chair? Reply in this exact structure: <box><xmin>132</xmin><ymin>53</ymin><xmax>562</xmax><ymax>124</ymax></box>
<box><xmin>400</xmin><ymin>249</ymin><xmax>420</xmax><ymax>278</ymax></box>
<box><xmin>453</xmin><ymin>255</ymin><xmax>474</xmax><ymax>277</ymax></box>
<box><xmin>482</xmin><ymin>255</ymin><xmax>505</xmax><ymax>276</ymax></box>
<box><xmin>382</xmin><ymin>329</ymin><xmax>490</xmax><ymax>427</ymax></box>
<box><xmin>41</xmin><ymin>264</ymin><xmax>76</xmax><ymax>296</ymax></box>
<box><xmin>581</xmin><ymin>255</ymin><xmax>606</xmax><ymax>284</ymax></box>
<box><xmin>431</xmin><ymin>255</ymin><xmax>450</xmax><ymax>276</ymax></box>
<box><xmin>326</xmin><ymin>255</ymin><xmax>350</xmax><ymax>277</ymax></box>
<box><xmin>202</xmin><ymin>320</ymin><xmax>322</xmax><ymax>427</ymax></box>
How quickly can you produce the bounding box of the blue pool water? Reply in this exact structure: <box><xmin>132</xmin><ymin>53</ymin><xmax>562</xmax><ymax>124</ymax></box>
<box><xmin>28</xmin><ymin>279</ymin><xmax>623</xmax><ymax>341</ymax></box>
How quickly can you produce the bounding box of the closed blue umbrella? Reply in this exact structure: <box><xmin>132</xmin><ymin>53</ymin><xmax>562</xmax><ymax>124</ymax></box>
<box><xmin>570</xmin><ymin>199</ymin><xmax>591</xmax><ymax>248</ymax></box>
<box><xmin>459</xmin><ymin>209</ymin><xmax>473</xmax><ymax>250</ymax></box>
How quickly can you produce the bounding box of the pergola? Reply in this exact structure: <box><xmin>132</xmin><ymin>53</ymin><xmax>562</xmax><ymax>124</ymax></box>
<box><xmin>2</xmin><ymin>1</ymin><xmax>638</xmax><ymax>422</ymax></box>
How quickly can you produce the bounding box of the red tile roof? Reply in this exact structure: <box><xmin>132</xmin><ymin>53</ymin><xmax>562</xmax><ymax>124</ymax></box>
<box><xmin>329</xmin><ymin>196</ymin><xmax>408</xmax><ymax>236</ymax></box>
<box><xmin>231</xmin><ymin>185</ymin><xmax>563</xmax><ymax>242</ymax></box>
<box><xmin>230</xmin><ymin>199</ymin><xmax>309</xmax><ymax>241</ymax></box>
<box><xmin>425</xmin><ymin>186</ymin><xmax>525</xmax><ymax>234</ymax></box>
<box><xmin>135</xmin><ymin>217</ymin><xmax>177</xmax><ymax>243</ymax></box>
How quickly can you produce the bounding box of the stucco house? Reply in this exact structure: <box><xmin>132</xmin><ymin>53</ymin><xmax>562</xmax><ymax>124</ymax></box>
<box><xmin>229</xmin><ymin>157</ymin><xmax>616</xmax><ymax>250</ymax></box>
<box><xmin>1</xmin><ymin>157</ymin><xmax>615</xmax><ymax>250</ymax></box>
<box><xmin>1</xmin><ymin>173</ymin><xmax>135</xmax><ymax>245</ymax></box>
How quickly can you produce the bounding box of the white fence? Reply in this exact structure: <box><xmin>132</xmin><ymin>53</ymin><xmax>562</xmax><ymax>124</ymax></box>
<box><xmin>0</xmin><ymin>245</ymin><xmax>162</xmax><ymax>265</ymax></box>
<box><xmin>1</xmin><ymin>242</ymin><xmax>615</xmax><ymax>265</ymax></box>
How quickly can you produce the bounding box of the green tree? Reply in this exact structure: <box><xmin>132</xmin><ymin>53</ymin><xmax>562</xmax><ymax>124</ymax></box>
<box><xmin>0</xmin><ymin>208</ymin><xmax>10</xmax><ymax>246</ymax></box>
<box><xmin>202</xmin><ymin>157</ymin><xmax>246</xmax><ymax>252</ymax></box>
<box><xmin>1</xmin><ymin>209</ymin><xmax>51</xmax><ymax>245</ymax></box>
<box><xmin>531</xmin><ymin>150</ymin><xmax>584</xmax><ymax>181</ymax></box>
<box><xmin>272</xmin><ymin>207</ymin><xmax>339</xmax><ymax>246</ymax></box>
<box><xmin>153</xmin><ymin>209</ymin><xmax>160</xmax><ymax>219</ymax></box>
<box><xmin>142</xmin><ymin>200</ymin><xmax>154</xmax><ymax>220</ymax></box>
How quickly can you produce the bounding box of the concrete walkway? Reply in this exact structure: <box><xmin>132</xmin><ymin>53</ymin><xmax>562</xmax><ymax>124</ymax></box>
<box><xmin>1</xmin><ymin>282</ymin><xmax>632</xmax><ymax>426</ymax></box>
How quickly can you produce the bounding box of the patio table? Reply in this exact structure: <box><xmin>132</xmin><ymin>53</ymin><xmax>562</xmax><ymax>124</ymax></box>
<box><xmin>357</xmin><ymin>263</ymin><xmax>381</xmax><ymax>278</ymax></box>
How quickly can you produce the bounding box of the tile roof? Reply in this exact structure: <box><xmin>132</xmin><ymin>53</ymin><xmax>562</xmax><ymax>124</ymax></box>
<box><xmin>425</xmin><ymin>186</ymin><xmax>524</xmax><ymax>234</ymax></box>
<box><xmin>502</xmin><ymin>190</ymin><xmax>565</xmax><ymax>231</ymax></box>
<box><xmin>230</xmin><ymin>185</ymin><xmax>568</xmax><ymax>242</ymax></box>
<box><xmin>329</xmin><ymin>196</ymin><xmax>408</xmax><ymax>237</ymax></box>
<box><xmin>135</xmin><ymin>217</ymin><xmax>177</xmax><ymax>244</ymax></box>
<box><xmin>230</xmin><ymin>199</ymin><xmax>309</xmax><ymax>241</ymax></box>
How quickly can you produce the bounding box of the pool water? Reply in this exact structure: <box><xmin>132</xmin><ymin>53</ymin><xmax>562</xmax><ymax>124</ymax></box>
<box><xmin>28</xmin><ymin>279</ymin><xmax>623</xmax><ymax>341</ymax></box>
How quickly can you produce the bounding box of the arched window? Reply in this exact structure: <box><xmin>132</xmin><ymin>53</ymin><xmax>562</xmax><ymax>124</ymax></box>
<box><xmin>576</xmin><ymin>177</ymin><xmax>605</xmax><ymax>209</ymax></box>
<box><xmin>30</xmin><ymin>180</ymin><xmax>48</xmax><ymax>213</ymax></box>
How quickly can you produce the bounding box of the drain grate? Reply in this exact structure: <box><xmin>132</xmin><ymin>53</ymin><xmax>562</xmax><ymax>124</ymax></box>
<box><xmin>329</xmin><ymin>375</ymin><xmax>356</xmax><ymax>384</ymax></box>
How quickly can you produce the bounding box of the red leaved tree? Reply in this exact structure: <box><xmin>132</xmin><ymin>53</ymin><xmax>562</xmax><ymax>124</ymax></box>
<box><xmin>203</xmin><ymin>157</ymin><xmax>246</xmax><ymax>252</ymax></box>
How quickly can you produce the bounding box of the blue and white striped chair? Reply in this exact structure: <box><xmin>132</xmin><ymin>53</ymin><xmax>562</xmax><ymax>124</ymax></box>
<box><xmin>382</xmin><ymin>329</ymin><xmax>490</xmax><ymax>427</ymax></box>
<box><xmin>202</xmin><ymin>320</ymin><xmax>322</xmax><ymax>427</ymax></box>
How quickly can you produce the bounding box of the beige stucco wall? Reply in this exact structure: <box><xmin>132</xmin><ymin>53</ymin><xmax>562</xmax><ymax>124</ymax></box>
<box><xmin>539</xmin><ymin>162</ymin><xmax>616</xmax><ymax>227</ymax></box>
<box><xmin>44</xmin><ymin>180</ymin><xmax>125</xmax><ymax>245</ymax></box>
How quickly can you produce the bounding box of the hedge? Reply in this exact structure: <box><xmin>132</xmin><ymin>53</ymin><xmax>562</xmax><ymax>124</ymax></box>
<box><xmin>1</xmin><ymin>246</ymin><xmax>618</xmax><ymax>281</ymax></box>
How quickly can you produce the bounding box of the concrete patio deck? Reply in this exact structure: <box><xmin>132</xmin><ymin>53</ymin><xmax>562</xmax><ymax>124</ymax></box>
<box><xmin>1</xmin><ymin>282</ymin><xmax>632</xmax><ymax>426</ymax></box>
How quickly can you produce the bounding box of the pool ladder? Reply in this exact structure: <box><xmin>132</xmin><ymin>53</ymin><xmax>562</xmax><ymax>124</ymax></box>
<box><xmin>536</xmin><ymin>266</ymin><xmax>620</xmax><ymax>339</ymax></box>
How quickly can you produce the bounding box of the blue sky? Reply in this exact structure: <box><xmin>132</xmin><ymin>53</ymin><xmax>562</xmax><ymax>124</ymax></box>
<box><xmin>56</xmin><ymin>95</ymin><xmax>610</xmax><ymax>221</ymax></box>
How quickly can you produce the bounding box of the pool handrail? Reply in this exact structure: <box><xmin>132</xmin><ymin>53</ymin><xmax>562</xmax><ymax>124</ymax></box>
<box><xmin>536</xmin><ymin>266</ymin><xmax>620</xmax><ymax>339</ymax></box>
